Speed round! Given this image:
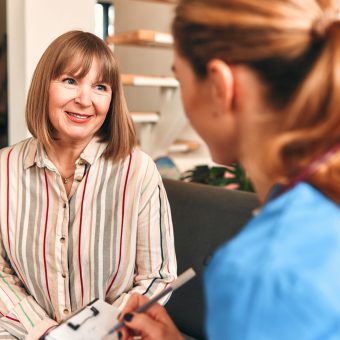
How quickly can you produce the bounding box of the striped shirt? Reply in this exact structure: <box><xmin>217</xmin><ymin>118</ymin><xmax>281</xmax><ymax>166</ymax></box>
<box><xmin>0</xmin><ymin>137</ymin><xmax>177</xmax><ymax>339</ymax></box>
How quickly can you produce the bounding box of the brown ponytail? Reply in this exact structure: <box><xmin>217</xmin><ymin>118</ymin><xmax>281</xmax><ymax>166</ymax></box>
<box><xmin>274</xmin><ymin>19</ymin><xmax>340</xmax><ymax>203</ymax></box>
<box><xmin>173</xmin><ymin>0</ymin><xmax>340</xmax><ymax>203</ymax></box>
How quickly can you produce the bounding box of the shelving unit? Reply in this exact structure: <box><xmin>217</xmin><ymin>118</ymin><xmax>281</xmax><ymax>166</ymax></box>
<box><xmin>169</xmin><ymin>140</ymin><xmax>200</xmax><ymax>153</ymax></box>
<box><xmin>134</xmin><ymin>0</ymin><xmax>177</xmax><ymax>3</ymax></box>
<box><xmin>131</xmin><ymin>111</ymin><xmax>159</xmax><ymax>123</ymax></box>
<box><xmin>107</xmin><ymin>30</ymin><xmax>173</xmax><ymax>48</ymax></box>
<box><xmin>121</xmin><ymin>74</ymin><xmax>178</xmax><ymax>87</ymax></box>
<box><xmin>109</xmin><ymin>0</ymin><xmax>200</xmax><ymax>160</ymax></box>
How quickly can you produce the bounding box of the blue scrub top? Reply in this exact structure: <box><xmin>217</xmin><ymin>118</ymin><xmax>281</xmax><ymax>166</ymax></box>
<box><xmin>204</xmin><ymin>182</ymin><xmax>340</xmax><ymax>339</ymax></box>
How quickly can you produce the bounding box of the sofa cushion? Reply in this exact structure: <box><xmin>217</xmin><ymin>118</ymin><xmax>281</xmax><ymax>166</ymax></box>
<box><xmin>163</xmin><ymin>179</ymin><xmax>259</xmax><ymax>339</ymax></box>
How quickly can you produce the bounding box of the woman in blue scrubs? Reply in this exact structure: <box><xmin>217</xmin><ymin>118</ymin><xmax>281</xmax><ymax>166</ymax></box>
<box><xmin>119</xmin><ymin>0</ymin><xmax>340</xmax><ymax>339</ymax></box>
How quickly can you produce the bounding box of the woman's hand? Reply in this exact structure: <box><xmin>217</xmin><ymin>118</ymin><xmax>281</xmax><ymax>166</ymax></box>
<box><xmin>119</xmin><ymin>294</ymin><xmax>184</xmax><ymax>340</ymax></box>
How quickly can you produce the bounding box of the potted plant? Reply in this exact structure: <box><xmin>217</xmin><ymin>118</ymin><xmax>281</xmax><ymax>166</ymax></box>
<box><xmin>181</xmin><ymin>163</ymin><xmax>254</xmax><ymax>192</ymax></box>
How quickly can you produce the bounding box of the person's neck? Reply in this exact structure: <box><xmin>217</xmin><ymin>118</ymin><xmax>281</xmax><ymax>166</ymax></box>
<box><xmin>46</xmin><ymin>139</ymin><xmax>89</xmax><ymax>172</ymax></box>
<box><xmin>241</xmin><ymin>158</ymin><xmax>274</xmax><ymax>204</ymax></box>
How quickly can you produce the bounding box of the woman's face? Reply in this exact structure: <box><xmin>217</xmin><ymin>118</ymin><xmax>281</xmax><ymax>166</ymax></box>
<box><xmin>172</xmin><ymin>51</ymin><xmax>238</xmax><ymax>165</ymax></box>
<box><xmin>48</xmin><ymin>58</ymin><xmax>112</xmax><ymax>145</ymax></box>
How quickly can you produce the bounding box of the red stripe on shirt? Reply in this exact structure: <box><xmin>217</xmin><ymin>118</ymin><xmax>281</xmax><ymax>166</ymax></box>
<box><xmin>106</xmin><ymin>154</ymin><xmax>132</xmax><ymax>294</ymax></box>
<box><xmin>0</xmin><ymin>311</ymin><xmax>20</xmax><ymax>323</ymax></box>
<box><xmin>78</xmin><ymin>167</ymin><xmax>91</xmax><ymax>305</ymax></box>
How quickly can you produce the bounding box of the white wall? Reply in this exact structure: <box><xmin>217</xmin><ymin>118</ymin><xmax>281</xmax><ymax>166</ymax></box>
<box><xmin>6</xmin><ymin>0</ymin><xmax>96</xmax><ymax>145</ymax></box>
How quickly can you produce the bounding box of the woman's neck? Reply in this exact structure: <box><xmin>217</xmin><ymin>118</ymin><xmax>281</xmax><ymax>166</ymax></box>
<box><xmin>237</xmin><ymin>131</ymin><xmax>276</xmax><ymax>203</ymax></box>
<box><xmin>46</xmin><ymin>139</ymin><xmax>88</xmax><ymax>172</ymax></box>
<box><xmin>243</xmin><ymin>161</ymin><xmax>274</xmax><ymax>204</ymax></box>
<box><xmin>232</xmin><ymin>65</ymin><xmax>278</xmax><ymax>203</ymax></box>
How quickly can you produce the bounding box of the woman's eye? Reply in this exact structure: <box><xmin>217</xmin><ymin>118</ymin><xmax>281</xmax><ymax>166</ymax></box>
<box><xmin>95</xmin><ymin>84</ymin><xmax>108</xmax><ymax>91</ymax></box>
<box><xmin>63</xmin><ymin>77</ymin><xmax>76</xmax><ymax>85</ymax></box>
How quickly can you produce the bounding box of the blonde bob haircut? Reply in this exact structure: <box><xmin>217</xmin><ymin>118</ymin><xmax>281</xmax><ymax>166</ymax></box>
<box><xmin>26</xmin><ymin>30</ymin><xmax>136</xmax><ymax>162</ymax></box>
<box><xmin>173</xmin><ymin>0</ymin><xmax>340</xmax><ymax>203</ymax></box>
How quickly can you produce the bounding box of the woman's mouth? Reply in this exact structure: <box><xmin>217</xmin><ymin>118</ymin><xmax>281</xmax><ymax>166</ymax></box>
<box><xmin>66</xmin><ymin>111</ymin><xmax>93</xmax><ymax>123</ymax></box>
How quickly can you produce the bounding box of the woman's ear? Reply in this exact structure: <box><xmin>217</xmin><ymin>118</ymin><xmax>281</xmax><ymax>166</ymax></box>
<box><xmin>206</xmin><ymin>59</ymin><xmax>235</xmax><ymax>114</ymax></box>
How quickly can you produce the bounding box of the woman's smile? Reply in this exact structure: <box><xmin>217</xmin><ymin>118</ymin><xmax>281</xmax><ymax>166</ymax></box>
<box><xmin>65</xmin><ymin>111</ymin><xmax>94</xmax><ymax>123</ymax></box>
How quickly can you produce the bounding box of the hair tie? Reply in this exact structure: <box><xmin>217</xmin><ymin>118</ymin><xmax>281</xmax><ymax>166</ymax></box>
<box><xmin>312</xmin><ymin>8</ymin><xmax>340</xmax><ymax>39</ymax></box>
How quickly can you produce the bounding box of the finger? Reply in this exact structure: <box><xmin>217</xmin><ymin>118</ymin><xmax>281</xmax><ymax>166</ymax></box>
<box><xmin>120</xmin><ymin>323</ymin><xmax>141</xmax><ymax>340</ymax></box>
<box><xmin>124</xmin><ymin>312</ymin><xmax>172</xmax><ymax>340</ymax></box>
<box><xmin>120</xmin><ymin>327</ymin><xmax>137</xmax><ymax>340</ymax></box>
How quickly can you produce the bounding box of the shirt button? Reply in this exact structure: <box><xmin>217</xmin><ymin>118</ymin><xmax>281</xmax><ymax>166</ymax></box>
<box><xmin>75</xmin><ymin>176</ymin><xmax>82</xmax><ymax>182</ymax></box>
<box><xmin>79</xmin><ymin>159</ymin><xmax>85</xmax><ymax>165</ymax></box>
<box><xmin>63</xmin><ymin>308</ymin><xmax>69</xmax><ymax>315</ymax></box>
<box><xmin>62</xmin><ymin>273</ymin><xmax>67</xmax><ymax>278</ymax></box>
<box><xmin>60</xmin><ymin>237</ymin><xmax>66</xmax><ymax>244</ymax></box>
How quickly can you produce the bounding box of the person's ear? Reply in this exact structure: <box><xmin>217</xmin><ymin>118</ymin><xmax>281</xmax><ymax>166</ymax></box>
<box><xmin>206</xmin><ymin>59</ymin><xmax>234</xmax><ymax>114</ymax></box>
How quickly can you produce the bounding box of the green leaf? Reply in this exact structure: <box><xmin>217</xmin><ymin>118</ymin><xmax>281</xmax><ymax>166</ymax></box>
<box><xmin>181</xmin><ymin>163</ymin><xmax>254</xmax><ymax>192</ymax></box>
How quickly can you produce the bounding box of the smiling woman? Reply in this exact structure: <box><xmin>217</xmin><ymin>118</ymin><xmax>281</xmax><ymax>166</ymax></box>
<box><xmin>48</xmin><ymin>59</ymin><xmax>112</xmax><ymax>147</ymax></box>
<box><xmin>0</xmin><ymin>31</ymin><xmax>176</xmax><ymax>339</ymax></box>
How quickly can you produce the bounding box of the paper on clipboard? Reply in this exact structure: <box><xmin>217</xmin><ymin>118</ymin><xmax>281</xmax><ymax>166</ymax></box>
<box><xmin>45</xmin><ymin>299</ymin><xmax>119</xmax><ymax>340</ymax></box>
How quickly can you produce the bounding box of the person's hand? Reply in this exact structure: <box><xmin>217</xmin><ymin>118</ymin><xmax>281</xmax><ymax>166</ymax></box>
<box><xmin>118</xmin><ymin>294</ymin><xmax>184</xmax><ymax>340</ymax></box>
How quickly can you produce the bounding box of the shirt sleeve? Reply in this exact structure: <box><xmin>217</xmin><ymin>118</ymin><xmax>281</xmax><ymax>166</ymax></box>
<box><xmin>0</xmin><ymin>232</ymin><xmax>58</xmax><ymax>339</ymax></box>
<box><xmin>0</xmin><ymin>325</ymin><xmax>19</xmax><ymax>339</ymax></box>
<box><xmin>112</xmin><ymin>163</ymin><xmax>177</xmax><ymax>310</ymax></box>
<box><xmin>204</xmin><ymin>256</ymin><xmax>340</xmax><ymax>340</ymax></box>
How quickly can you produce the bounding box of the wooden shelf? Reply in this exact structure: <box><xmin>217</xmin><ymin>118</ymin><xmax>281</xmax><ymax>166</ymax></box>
<box><xmin>137</xmin><ymin>140</ymin><xmax>199</xmax><ymax>154</ymax></box>
<box><xmin>133</xmin><ymin>0</ymin><xmax>177</xmax><ymax>3</ymax></box>
<box><xmin>122</xmin><ymin>74</ymin><xmax>178</xmax><ymax>88</ymax></box>
<box><xmin>131</xmin><ymin>111</ymin><xmax>160</xmax><ymax>123</ymax></box>
<box><xmin>168</xmin><ymin>140</ymin><xmax>200</xmax><ymax>153</ymax></box>
<box><xmin>107</xmin><ymin>30</ymin><xmax>173</xmax><ymax>48</ymax></box>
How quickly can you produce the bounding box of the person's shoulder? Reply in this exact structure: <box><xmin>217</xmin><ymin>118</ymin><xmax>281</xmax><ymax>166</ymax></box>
<box><xmin>205</xmin><ymin>182</ymin><xmax>340</xmax><ymax>339</ymax></box>
<box><xmin>0</xmin><ymin>137</ymin><xmax>35</xmax><ymax>158</ymax></box>
<box><xmin>115</xmin><ymin>148</ymin><xmax>160</xmax><ymax>185</ymax></box>
<box><xmin>130</xmin><ymin>147</ymin><xmax>154</xmax><ymax>163</ymax></box>
<box><xmin>127</xmin><ymin>148</ymin><xmax>158</xmax><ymax>173</ymax></box>
<box><xmin>270</xmin><ymin>182</ymin><xmax>340</xmax><ymax>253</ymax></box>
<box><xmin>205</xmin><ymin>246</ymin><xmax>340</xmax><ymax>340</ymax></box>
<box><xmin>208</xmin><ymin>181</ymin><xmax>340</xmax><ymax>277</ymax></box>
<box><xmin>274</xmin><ymin>181</ymin><xmax>340</xmax><ymax>217</ymax></box>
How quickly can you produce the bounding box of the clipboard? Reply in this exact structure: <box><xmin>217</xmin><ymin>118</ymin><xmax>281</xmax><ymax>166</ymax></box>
<box><xmin>45</xmin><ymin>299</ymin><xmax>119</xmax><ymax>340</ymax></box>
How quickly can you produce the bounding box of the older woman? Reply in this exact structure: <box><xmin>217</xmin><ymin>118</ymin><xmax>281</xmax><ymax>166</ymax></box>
<box><xmin>119</xmin><ymin>0</ymin><xmax>340</xmax><ymax>339</ymax></box>
<box><xmin>0</xmin><ymin>31</ymin><xmax>176</xmax><ymax>339</ymax></box>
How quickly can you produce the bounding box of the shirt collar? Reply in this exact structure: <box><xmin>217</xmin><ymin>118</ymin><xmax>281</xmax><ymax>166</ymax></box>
<box><xmin>78</xmin><ymin>136</ymin><xmax>108</xmax><ymax>165</ymax></box>
<box><xmin>23</xmin><ymin>137</ymin><xmax>108</xmax><ymax>170</ymax></box>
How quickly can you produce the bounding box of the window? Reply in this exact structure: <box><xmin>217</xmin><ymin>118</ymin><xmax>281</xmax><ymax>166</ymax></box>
<box><xmin>95</xmin><ymin>1</ymin><xmax>114</xmax><ymax>40</ymax></box>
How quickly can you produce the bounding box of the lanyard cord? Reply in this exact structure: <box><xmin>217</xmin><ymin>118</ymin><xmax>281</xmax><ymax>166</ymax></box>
<box><xmin>275</xmin><ymin>143</ymin><xmax>340</xmax><ymax>197</ymax></box>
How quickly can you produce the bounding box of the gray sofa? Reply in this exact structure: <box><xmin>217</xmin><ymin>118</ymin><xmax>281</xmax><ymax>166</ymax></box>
<box><xmin>163</xmin><ymin>179</ymin><xmax>259</xmax><ymax>340</ymax></box>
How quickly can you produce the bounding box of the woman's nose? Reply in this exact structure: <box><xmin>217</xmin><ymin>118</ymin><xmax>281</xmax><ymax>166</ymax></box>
<box><xmin>75</xmin><ymin>86</ymin><xmax>92</xmax><ymax>106</ymax></box>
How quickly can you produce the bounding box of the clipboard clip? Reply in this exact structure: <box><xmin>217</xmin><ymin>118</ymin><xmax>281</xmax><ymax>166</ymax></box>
<box><xmin>67</xmin><ymin>306</ymin><xmax>100</xmax><ymax>330</ymax></box>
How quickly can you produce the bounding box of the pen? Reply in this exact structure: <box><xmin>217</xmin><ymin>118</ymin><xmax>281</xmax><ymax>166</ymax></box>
<box><xmin>106</xmin><ymin>268</ymin><xmax>196</xmax><ymax>335</ymax></box>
